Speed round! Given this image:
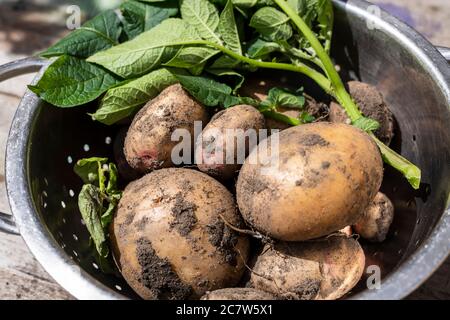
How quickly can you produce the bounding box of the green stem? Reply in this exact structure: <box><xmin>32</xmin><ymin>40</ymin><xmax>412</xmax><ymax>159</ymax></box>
<box><xmin>371</xmin><ymin>134</ymin><xmax>421</xmax><ymax>189</ymax></box>
<box><xmin>274</xmin><ymin>0</ymin><xmax>362</xmax><ymax>122</ymax></box>
<box><xmin>263</xmin><ymin>110</ymin><xmax>301</xmax><ymax>126</ymax></box>
<box><xmin>171</xmin><ymin>40</ymin><xmax>333</xmax><ymax>94</ymax></box>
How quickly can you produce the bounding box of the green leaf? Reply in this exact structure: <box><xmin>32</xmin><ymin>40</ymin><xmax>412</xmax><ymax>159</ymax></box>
<box><xmin>249</xmin><ymin>7</ymin><xmax>293</xmax><ymax>41</ymax></box>
<box><xmin>262</xmin><ymin>110</ymin><xmax>301</xmax><ymax>126</ymax></box>
<box><xmin>247</xmin><ymin>38</ymin><xmax>281</xmax><ymax>59</ymax></box>
<box><xmin>92</xmin><ymin>68</ymin><xmax>179</xmax><ymax>125</ymax></box>
<box><xmin>87</xmin><ymin>19</ymin><xmax>201</xmax><ymax>78</ymax></box>
<box><xmin>164</xmin><ymin>46</ymin><xmax>219</xmax><ymax>70</ymax></box>
<box><xmin>41</xmin><ymin>10</ymin><xmax>121</xmax><ymax>58</ymax></box>
<box><xmin>353</xmin><ymin>117</ymin><xmax>381</xmax><ymax>132</ymax></box>
<box><xmin>180</xmin><ymin>0</ymin><xmax>222</xmax><ymax>44</ymax></box>
<box><xmin>78</xmin><ymin>184</ymin><xmax>109</xmax><ymax>257</ymax></box>
<box><xmin>267</xmin><ymin>87</ymin><xmax>305</xmax><ymax>109</ymax></box>
<box><xmin>120</xmin><ymin>0</ymin><xmax>179</xmax><ymax>40</ymax></box>
<box><xmin>106</xmin><ymin>163</ymin><xmax>120</xmax><ymax>195</ymax></box>
<box><xmin>28</xmin><ymin>55</ymin><xmax>121</xmax><ymax>107</ymax></box>
<box><xmin>218</xmin><ymin>0</ymin><xmax>242</xmax><ymax>54</ymax></box>
<box><xmin>209</xmin><ymin>55</ymin><xmax>240</xmax><ymax>69</ymax></box>
<box><xmin>206</xmin><ymin>68</ymin><xmax>244</xmax><ymax>93</ymax></box>
<box><xmin>74</xmin><ymin>157</ymin><xmax>108</xmax><ymax>184</ymax></box>
<box><xmin>175</xmin><ymin>74</ymin><xmax>241</xmax><ymax>108</ymax></box>
<box><xmin>299</xmin><ymin>111</ymin><xmax>315</xmax><ymax>123</ymax></box>
<box><xmin>287</xmin><ymin>0</ymin><xmax>334</xmax><ymax>52</ymax></box>
<box><xmin>101</xmin><ymin>197</ymin><xmax>120</xmax><ymax>228</ymax></box>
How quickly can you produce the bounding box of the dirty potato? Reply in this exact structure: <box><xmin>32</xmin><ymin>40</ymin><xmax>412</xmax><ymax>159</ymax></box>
<box><xmin>124</xmin><ymin>84</ymin><xmax>209</xmax><ymax>173</ymax></box>
<box><xmin>111</xmin><ymin>168</ymin><xmax>249</xmax><ymax>300</ymax></box>
<box><xmin>354</xmin><ymin>192</ymin><xmax>394</xmax><ymax>242</ymax></box>
<box><xmin>249</xmin><ymin>235</ymin><xmax>365</xmax><ymax>300</ymax></box>
<box><xmin>236</xmin><ymin>122</ymin><xmax>384</xmax><ymax>241</ymax></box>
<box><xmin>195</xmin><ymin>105</ymin><xmax>265</xmax><ymax>180</ymax></box>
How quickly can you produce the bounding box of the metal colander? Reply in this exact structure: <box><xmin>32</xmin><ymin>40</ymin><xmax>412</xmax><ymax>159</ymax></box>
<box><xmin>0</xmin><ymin>0</ymin><xmax>449</xmax><ymax>300</ymax></box>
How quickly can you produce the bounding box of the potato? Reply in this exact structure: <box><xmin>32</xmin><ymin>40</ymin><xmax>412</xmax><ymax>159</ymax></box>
<box><xmin>329</xmin><ymin>81</ymin><xmax>395</xmax><ymax>145</ymax></box>
<box><xmin>124</xmin><ymin>84</ymin><xmax>209</xmax><ymax>173</ymax></box>
<box><xmin>113</xmin><ymin>127</ymin><xmax>141</xmax><ymax>182</ymax></box>
<box><xmin>201</xmin><ymin>288</ymin><xmax>276</xmax><ymax>300</ymax></box>
<box><xmin>248</xmin><ymin>236</ymin><xmax>365</xmax><ymax>300</ymax></box>
<box><xmin>354</xmin><ymin>192</ymin><xmax>394</xmax><ymax>242</ymax></box>
<box><xmin>195</xmin><ymin>105</ymin><xmax>265</xmax><ymax>180</ymax></box>
<box><xmin>236</xmin><ymin>122</ymin><xmax>383</xmax><ymax>241</ymax></box>
<box><xmin>111</xmin><ymin>168</ymin><xmax>250</xmax><ymax>300</ymax></box>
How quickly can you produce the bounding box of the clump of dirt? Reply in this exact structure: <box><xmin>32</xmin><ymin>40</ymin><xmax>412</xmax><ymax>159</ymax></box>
<box><xmin>136</xmin><ymin>216</ymin><xmax>149</xmax><ymax>231</ymax></box>
<box><xmin>136</xmin><ymin>238</ymin><xmax>192</xmax><ymax>300</ymax></box>
<box><xmin>169</xmin><ymin>193</ymin><xmax>198</xmax><ymax>236</ymax></box>
<box><xmin>289</xmin><ymin>279</ymin><xmax>321</xmax><ymax>300</ymax></box>
<box><xmin>206</xmin><ymin>218</ymin><xmax>240</xmax><ymax>266</ymax></box>
<box><xmin>300</xmin><ymin>134</ymin><xmax>330</xmax><ymax>147</ymax></box>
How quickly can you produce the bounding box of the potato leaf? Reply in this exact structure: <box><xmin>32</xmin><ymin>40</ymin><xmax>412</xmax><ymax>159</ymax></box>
<box><xmin>299</xmin><ymin>111</ymin><xmax>315</xmax><ymax>123</ymax></box>
<box><xmin>212</xmin><ymin>0</ymin><xmax>274</xmax><ymax>9</ymax></box>
<box><xmin>267</xmin><ymin>87</ymin><xmax>306</xmax><ymax>109</ymax></box>
<box><xmin>287</xmin><ymin>0</ymin><xmax>334</xmax><ymax>53</ymax></box>
<box><xmin>218</xmin><ymin>0</ymin><xmax>242</xmax><ymax>54</ymax></box>
<box><xmin>28</xmin><ymin>55</ymin><xmax>121</xmax><ymax>107</ymax></box>
<box><xmin>353</xmin><ymin>117</ymin><xmax>380</xmax><ymax>132</ymax></box>
<box><xmin>92</xmin><ymin>68</ymin><xmax>179</xmax><ymax>125</ymax></box>
<box><xmin>121</xmin><ymin>0</ymin><xmax>179</xmax><ymax>40</ymax></box>
<box><xmin>74</xmin><ymin>157</ymin><xmax>108</xmax><ymax>185</ymax></box>
<box><xmin>206</xmin><ymin>68</ymin><xmax>245</xmax><ymax>92</ymax></box>
<box><xmin>41</xmin><ymin>10</ymin><xmax>121</xmax><ymax>58</ymax></box>
<box><xmin>247</xmin><ymin>38</ymin><xmax>281</xmax><ymax>59</ymax></box>
<box><xmin>249</xmin><ymin>7</ymin><xmax>293</xmax><ymax>41</ymax></box>
<box><xmin>164</xmin><ymin>46</ymin><xmax>219</xmax><ymax>70</ymax></box>
<box><xmin>101</xmin><ymin>195</ymin><xmax>120</xmax><ymax>228</ymax></box>
<box><xmin>87</xmin><ymin>19</ymin><xmax>201</xmax><ymax>78</ymax></box>
<box><xmin>180</xmin><ymin>0</ymin><xmax>222</xmax><ymax>44</ymax></box>
<box><xmin>175</xmin><ymin>74</ymin><xmax>242</xmax><ymax>108</ymax></box>
<box><xmin>106</xmin><ymin>163</ymin><xmax>120</xmax><ymax>195</ymax></box>
<box><xmin>76</xmin><ymin>159</ymin><xmax>122</xmax><ymax>257</ymax></box>
<box><xmin>78</xmin><ymin>184</ymin><xmax>109</xmax><ymax>258</ymax></box>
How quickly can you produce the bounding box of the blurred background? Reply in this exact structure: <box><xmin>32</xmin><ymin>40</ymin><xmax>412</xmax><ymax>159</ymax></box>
<box><xmin>0</xmin><ymin>0</ymin><xmax>449</xmax><ymax>300</ymax></box>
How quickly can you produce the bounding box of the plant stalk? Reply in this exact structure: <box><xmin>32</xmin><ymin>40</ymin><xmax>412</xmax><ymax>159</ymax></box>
<box><xmin>169</xmin><ymin>40</ymin><xmax>333</xmax><ymax>94</ymax></box>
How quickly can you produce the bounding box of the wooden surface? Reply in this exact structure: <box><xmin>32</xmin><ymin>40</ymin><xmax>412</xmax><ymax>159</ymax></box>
<box><xmin>0</xmin><ymin>0</ymin><xmax>449</xmax><ymax>300</ymax></box>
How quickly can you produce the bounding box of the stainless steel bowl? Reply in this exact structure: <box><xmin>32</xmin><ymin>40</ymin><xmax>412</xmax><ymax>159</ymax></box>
<box><xmin>0</xmin><ymin>0</ymin><xmax>449</xmax><ymax>300</ymax></box>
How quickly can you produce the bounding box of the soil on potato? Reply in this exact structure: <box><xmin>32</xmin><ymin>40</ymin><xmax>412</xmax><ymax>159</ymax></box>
<box><xmin>206</xmin><ymin>217</ymin><xmax>240</xmax><ymax>267</ymax></box>
<box><xmin>170</xmin><ymin>192</ymin><xmax>198</xmax><ymax>237</ymax></box>
<box><xmin>136</xmin><ymin>237</ymin><xmax>193</xmax><ymax>300</ymax></box>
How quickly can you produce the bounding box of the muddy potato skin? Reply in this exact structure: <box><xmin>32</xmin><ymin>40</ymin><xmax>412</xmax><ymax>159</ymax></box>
<box><xmin>329</xmin><ymin>81</ymin><xmax>395</xmax><ymax>145</ymax></box>
<box><xmin>124</xmin><ymin>84</ymin><xmax>209</xmax><ymax>173</ymax></box>
<box><xmin>249</xmin><ymin>236</ymin><xmax>365</xmax><ymax>300</ymax></box>
<box><xmin>236</xmin><ymin>122</ymin><xmax>384</xmax><ymax>241</ymax></box>
<box><xmin>354</xmin><ymin>192</ymin><xmax>394</xmax><ymax>242</ymax></box>
<box><xmin>201</xmin><ymin>288</ymin><xmax>276</xmax><ymax>300</ymax></box>
<box><xmin>111</xmin><ymin>168</ymin><xmax>250</xmax><ymax>300</ymax></box>
<box><xmin>196</xmin><ymin>105</ymin><xmax>265</xmax><ymax>180</ymax></box>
